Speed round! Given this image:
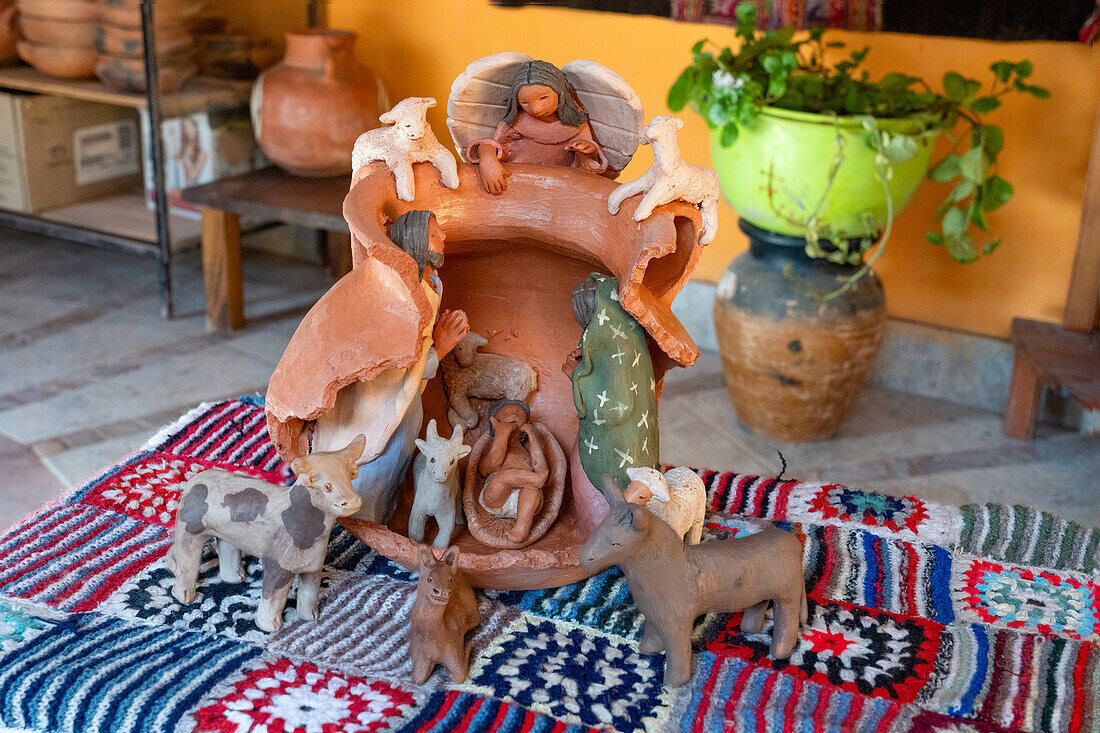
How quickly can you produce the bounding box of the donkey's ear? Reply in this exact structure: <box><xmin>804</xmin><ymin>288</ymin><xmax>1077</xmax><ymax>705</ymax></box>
<box><xmin>442</xmin><ymin>545</ymin><xmax>460</xmax><ymax>569</ymax></box>
<box><xmin>600</xmin><ymin>474</ymin><xmax>626</xmax><ymax>505</ymax></box>
<box><xmin>417</xmin><ymin>545</ymin><xmax>435</xmax><ymax>569</ymax></box>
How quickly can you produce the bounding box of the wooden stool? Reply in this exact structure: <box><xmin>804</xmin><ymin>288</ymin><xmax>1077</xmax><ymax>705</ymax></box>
<box><xmin>182</xmin><ymin>167</ymin><xmax>352</xmax><ymax>331</ymax></box>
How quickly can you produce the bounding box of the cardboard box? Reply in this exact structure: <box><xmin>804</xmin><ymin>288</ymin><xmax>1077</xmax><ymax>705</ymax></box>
<box><xmin>0</xmin><ymin>92</ymin><xmax>142</xmax><ymax>214</ymax></box>
<box><xmin>141</xmin><ymin>105</ymin><xmax>266</xmax><ymax>219</ymax></box>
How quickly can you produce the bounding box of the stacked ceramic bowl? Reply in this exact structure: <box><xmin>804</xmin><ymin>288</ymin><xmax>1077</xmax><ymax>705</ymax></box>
<box><xmin>16</xmin><ymin>0</ymin><xmax>99</xmax><ymax>79</ymax></box>
<box><xmin>94</xmin><ymin>0</ymin><xmax>200</xmax><ymax>93</ymax></box>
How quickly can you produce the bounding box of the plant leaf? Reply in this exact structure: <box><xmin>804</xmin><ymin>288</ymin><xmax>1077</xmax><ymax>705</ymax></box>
<box><xmin>991</xmin><ymin>61</ymin><xmax>1014</xmax><ymax>82</ymax></box>
<box><xmin>968</xmin><ymin>96</ymin><xmax>1001</xmax><ymax>113</ymax></box>
<box><xmin>1016</xmin><ymin>60</ymin><xmax>1033</xmax><ymax>78</ymax></box>
<box><xmin>1025</xmin><ymin>85</ymin><xmax>1051</xmax><ymax>99</ymax></box>
<box><xmin>982</xmin><ymin>176</ymin><xmax>1014</xmax><ymax>211</ymax></box>
<box><xmin>691</xmin><ymin>39</ymin><xmax>707</xmax><ymax>55</ymax></box>
<box><xmin>667</xmin><ymin>67</ymin><xmax>695</xmax><ymax>111</ymax></box>
<box><xmin>983</xmin><ymin>238</ymin><xmax>1002</xmax><ymax>255</ymax></box>
<box><xmin>948</xmin><ymin>179</ymin><xmax>976</xmax><ymax>203</ymax></box>
<box><xmin>969</xmin><ymin>200</ymin><xmax>990</xmax><ymax>231</ymax></box>
<box><xmin>720</xmin><ymin>122</ymin><xmax>739</xmax><ymax>147</ymax></box>
<box><xmin>977</xmin><ymin>124</ymin><xmax>1004</xmax><ymax>157</ymax></box>
<box><xmin>942</xmin><ymin>206</ymin><xmax>968</xmax><ymax>237</ymax></box>
<box><xmin>943</xmin><ymin>72</ymin><xmax>967</xmax><ymax>100</ymax></box>
<box><xmin>926</xmin><ymin>232</ymin><xmax>945</xmax><ymax>244</ymax></box>
<box><xmin>945</xmin><ymin>232</ymin><xmax>978</xmax><ymax>263</ymax></box>
<box><xmin>929</xmin><ymin>153</ymin><xmax>961</xmax><ymax>183</ymax></box>
<box><xmin>881</xmin><ymin>134</ymin><xmax>918</xmax><ymax>163</ymax></box>
<box><xmin>958</xmin><ymin>147</ymin><xmax>985</xmax><ymax>183</ymax></box>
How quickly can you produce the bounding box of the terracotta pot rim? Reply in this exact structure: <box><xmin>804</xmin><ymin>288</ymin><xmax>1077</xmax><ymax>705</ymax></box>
<box><xmin>18</xmin><ymin>13</ymin><xmax>94</xmax><ymax>25</ymax></box>
<box><xmin>285</xmin><ymin>28</ymin><xmax>356</xmax><ymax>40</ymax></box>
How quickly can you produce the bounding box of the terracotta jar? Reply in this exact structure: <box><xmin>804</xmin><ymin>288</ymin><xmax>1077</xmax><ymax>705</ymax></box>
<box><xmin>713</xmin><ymin>219</ymin><xmax>887</xmax><ymax>442</ymax></box>
<box><xmin>250</xmin><ymin>29</ymin><xmax>386</xmax><ymax>178</ymax></box>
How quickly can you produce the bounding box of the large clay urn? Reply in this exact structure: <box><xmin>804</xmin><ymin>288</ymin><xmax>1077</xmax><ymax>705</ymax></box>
<box><xmin>250</xmin><ymin>29</ymin><xmax>386</xmax><ymax>177</ymax></box>
<box><xmin>714</xmin><ymin>219</ymin><xmax>887</xmax><ymax>442</ymax></box>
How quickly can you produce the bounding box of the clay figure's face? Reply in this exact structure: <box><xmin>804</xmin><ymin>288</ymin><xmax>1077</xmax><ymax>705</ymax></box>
<box><xmin>426</xmin><ymin>217</ymin><xmax>445</xmax><ymax>272</ymax></box>
<box><xmin>580</xmin><ymin>502</ymin><xmax>647</xmax><ymax>572</ymax></box>
<box><xmin>624</xmin><ymin>480</ymin><xmax>653</xmax><ymax>505</ymax></box>
<box><xmin>517</xmin><ymin>84</ymin><xmax>559</xmax><ymax>121</ymax></box>
<box><xmin>495</xmin><ymin>403</ymin><xmax>529</xmax><ymax>429</ymax></box>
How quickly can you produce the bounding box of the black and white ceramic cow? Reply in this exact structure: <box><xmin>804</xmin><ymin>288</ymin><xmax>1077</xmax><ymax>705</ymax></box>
<box><xmin>166</xmin><ymin>435</ymin><xmax>365</xmax><ymax>632</ymax></box>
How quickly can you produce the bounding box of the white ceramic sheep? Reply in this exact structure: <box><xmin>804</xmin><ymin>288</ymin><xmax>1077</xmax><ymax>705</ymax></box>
<box><xmin>440</xmin><ymin>331</ymin><xmax>538</xmax><ymax>429</ymax></box>
<box><xmin>607</xmin><ymin>115</ymin><xmax>720</xmax><ymax>245</ymax></box>
<box><xmin>351</xmin><ymin>96</ymin><xmax>459</xmax><ymax>201</ymax></box>
<box><xmin>623</xmin><ymin>466</ymin><xmax>707</xmax><ymax>544</ymax></box>
<box><xmin>410</xmin><ymin>420</ymin><xmax>472</xmax><ymax>549</ymax></box>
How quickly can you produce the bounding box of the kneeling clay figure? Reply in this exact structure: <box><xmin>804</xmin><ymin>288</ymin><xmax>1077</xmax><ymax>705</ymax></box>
<box><xmin>166</xmin><ymin>435</ymin><xmax>365</xmax><ymax>632</ymax></box>
<box><xmin>580</xmin><ymin>475</ymin><xmax>806</xmax><ymax>687</ymax></box>
<box><xmin>410</xmin><ymin>544</ymin><xmax>481</xmax><ymax>684</ymax></box>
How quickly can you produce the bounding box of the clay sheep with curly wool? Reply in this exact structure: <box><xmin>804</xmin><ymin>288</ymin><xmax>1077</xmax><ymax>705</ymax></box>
<box><xmin>623</xmin><ymin>465</ymin><xmax>707</xmax><ymax>544</ymax></box>
<box><xmin>607</xmin><ymin>115</ymin><xmax>720</xmax><ymax>245</ymax></box>
<box><xmin>351</xmin><ymin>96</ymin><xmax>459</xmax><ymax>200</ymax></box>
<box><xmin>441</xmin><ymin>331</ymin><xmax>538</xmax><ymax>429</ymax></box>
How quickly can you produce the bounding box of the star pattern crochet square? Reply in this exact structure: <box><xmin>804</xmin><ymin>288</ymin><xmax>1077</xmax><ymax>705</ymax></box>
<box><xmin>953</xmin><ymin>556</ymin><xmax>1099</xmax><ymax>639</ymax></box>
<box><xmin>192</xmin><ymin>657</ymin><xmax>415</xmax><ymax>733</ymax></box>
<box><xmin>808</xmin><ymin>484</ymin><xmax>930</xmax><ymax>533</ymax></box>
<box><xmin>462</xmin><ymin>614</ymin><xmax>671</xmax><ymax>729</ymax></box>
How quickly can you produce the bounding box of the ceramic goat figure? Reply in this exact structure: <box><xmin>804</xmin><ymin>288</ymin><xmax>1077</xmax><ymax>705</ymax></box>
<box><xmin>580</xmin><ymin>474</ymin><xmax>806</xmax><ymax>687</ymax></box>
<box><xmin>166</xmin><ymin>435</ymin><xmax>366</xmax><ymax>632</ymax></box>
<box><xmin>410</xmin><ymin>420</ymin><xmax>471</xmax><ymax>548</ymax></box>
<box><xmin>607</xmin><ymin>115</ymin><xmax>720</xmax><ymax>245</ymax></box>
<box><xmin>409</xmin><ymin>544</ymin><xmax>481</xmax><ymax>684</ymax></box>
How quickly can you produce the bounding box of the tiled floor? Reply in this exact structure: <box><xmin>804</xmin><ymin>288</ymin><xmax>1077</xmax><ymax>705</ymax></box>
<box><xmin>0</xmin><ymin>228</ymin><xmax>1096</xmax><ymax>532</ymax></box>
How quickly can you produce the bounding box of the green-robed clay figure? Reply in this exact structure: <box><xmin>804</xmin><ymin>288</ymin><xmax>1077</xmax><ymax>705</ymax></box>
<box><xmin>565</xmin><ymin>273</ymin><xmax>659</xmax><ymax>492</ymax></box>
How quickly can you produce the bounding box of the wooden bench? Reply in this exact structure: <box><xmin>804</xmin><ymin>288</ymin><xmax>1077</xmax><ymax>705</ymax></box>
<box><xmin>181</xmin><ymin>167</ymin><xmax>351</xmax><ymax>331</ymax></box>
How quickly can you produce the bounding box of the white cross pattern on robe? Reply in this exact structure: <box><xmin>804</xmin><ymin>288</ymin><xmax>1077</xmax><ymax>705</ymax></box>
<box><xmin>630</xmin><ymin>382</ymin><xmax>638</xmax><ymax>394</ymax></box>
<box><xmin>632</xmin><ymin>351</ymin><xmax>641</xmax><ymax>367</ymax></box>
<box><xmin>637</xmin><ymin>410</ymin><xmax>649</xmax><ymax>429</ymax></box>
<box><xmin>650</xmin><ymin>377</ymin><xmax>656</xmax><ymax>392</ymax></box>
<box><xmin>610</xmin><ymin>324</ymin><xmax>627</xmax><ymax>340</ymax></box>
<box><xmin>596</xmin><ymin>390</ymin><xmax>610</xmax><ymax>407</ymax></box>
<box><xmin>592</xmin><ymin>409</ymin><xmax>605</xmax><ymax>426</ymax></box>
<box><xmin>584</xmin><ymin>437</ymin><xmax>599</xmax><ymax>454</ymax></box>
<box><xmin>611</xmin><ymin>402</ymin><xmax>628</xmax><ymax>416</ymax></box>
<box><xmin>597</xmin><ymin>308</ymin><xmax>610</xmax><ymax>326</ymax></box>
<box><xmin>615</xmin><ymin>448</ymin><xmax>634</xmax><ymax>468</ymax></box>
<box><xmin>642</xmin><ymin>437</ymin><xmax>649</xmax><ymax>455</ymax></box>
<box><xmin>612</xmin><ymin>349</ymin><xmax>626</xmax><ymax>363</ymax></box>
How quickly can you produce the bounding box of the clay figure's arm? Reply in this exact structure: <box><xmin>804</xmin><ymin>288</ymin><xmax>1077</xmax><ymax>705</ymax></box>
<box><xmin>477</xmin><ymin>422</ymin><xmax>512</xmax><ymax>477</ymax></box>
<box><xmin>432</xmin><ymin>309</ymin><xmax>469</xmax><ymax>359</ymax></box>
<box><xmin>571</xmin><ymin>343</ymin><xmax>594</xmax><ymax>419</ymax></box>
<box><xmin>566</xmin><ymin>122</ymin><xmax>607</xmax><ymax>173</ymax></box>
<box><xmin>469</xmin><ymin>123</ymin><xmax>510</xmax><ymax>195</ymax></box>
<box><xmin>521</xmin><ymin>425</ymin><xmax>547</xmax><ymax>474</ymax></box>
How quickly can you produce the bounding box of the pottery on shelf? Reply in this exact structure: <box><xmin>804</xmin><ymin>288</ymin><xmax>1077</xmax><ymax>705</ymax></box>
<box><xmin>17</xmin><ymin>39</ymin><xmax>96</xmax><ymax>79</ymax></box>
<box><xmin>713</xmin><ymin>219</ymin><xmax>887</xmax><ymax>442</ymax></box>
<box><xmin>19</xmin><ymin>15</ymin><xmax>95</xmax><ymax>47</ymax></box>
<box><xmin>96</xmin><ymin>0</ymin><xmax>204</xmax><ymax>30</ymax></box>
<box><xmin>251</xmin><ymin>29</ymin><xmax>387</xmax><ymax>178</ymax></box>
<box><xmin>95</xmin><ymin>23</ymin><xmax>192</xmax><ymax>57</ymax></box>
<box><xmin>196</xmin><ymin>32</ymin><xmax>277</xmax><ymax>80</ymax></box>
<box><xmin>95</xmin><ymin>52</ymin><xmax>196</xmax><ymax>93</ymax></box>
<box><xmin>14</xmin><ymin>0</ymin><xmax>96</xmax><ymax>23</ymax></box>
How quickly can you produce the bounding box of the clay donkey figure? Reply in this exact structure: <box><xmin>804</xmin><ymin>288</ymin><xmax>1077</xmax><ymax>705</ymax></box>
<box><xmin>409</xmin><ymin>544</ymin><xmax>481</xmax><ymax>684</ymax></box>
<box><xmin>166</xmin><ymin>435</ymin><xmax>365</xmax><ymax>632</ymax></box>
<box><xmin>580</xmin><ymin>475</ymin><xmax>807</xmax><ymax>687</ymax></box>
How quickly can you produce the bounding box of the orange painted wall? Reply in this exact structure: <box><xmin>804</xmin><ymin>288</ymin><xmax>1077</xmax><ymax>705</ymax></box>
<box><xmin>244</xmin><ymin>0</ymin><xmax>1100</xmax><ymax>338</ymax></box>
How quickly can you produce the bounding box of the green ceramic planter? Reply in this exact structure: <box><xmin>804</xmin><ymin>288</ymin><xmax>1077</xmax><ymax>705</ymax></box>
<box><xmin>709</xmin><ymin>107</ymin><xmax>937</xmax><ymax>239</ymax></box>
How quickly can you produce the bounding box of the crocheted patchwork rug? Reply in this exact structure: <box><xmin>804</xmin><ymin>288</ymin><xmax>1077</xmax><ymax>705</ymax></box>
<box><xmin>0</xmin><ymin>397</ymin><xmax>1097</xmax><ymax>733</ymax></box>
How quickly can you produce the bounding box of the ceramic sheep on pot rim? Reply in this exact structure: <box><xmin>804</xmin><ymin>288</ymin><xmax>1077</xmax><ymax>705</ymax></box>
<box><xmin>166</xmin><ymin>435</ymin><xmax>366</xmax><ymax>632</ymax></box>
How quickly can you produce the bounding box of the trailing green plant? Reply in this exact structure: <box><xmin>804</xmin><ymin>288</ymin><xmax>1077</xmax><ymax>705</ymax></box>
<box><xmin>667</xmin><ymin>3</ymin><xmax>1049</xmax><ymax>265</ymax></box>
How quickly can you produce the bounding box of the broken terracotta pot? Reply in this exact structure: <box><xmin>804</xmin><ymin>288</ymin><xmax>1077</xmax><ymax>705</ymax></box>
<box><xmin>251</xmin><ymin>29</ymin><xmax>386</xmax><ymax>177</ymax></box>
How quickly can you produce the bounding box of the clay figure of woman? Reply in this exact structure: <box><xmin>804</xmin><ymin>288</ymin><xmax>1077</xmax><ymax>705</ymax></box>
<box><xmin>310</xmin><ymin>211</ymin><xmax>469</xmax><ymax>523</ymax></box>
<box><xmin>564</xmin><ymin>273</ymin><xmax>659</xmax><ymax>494</ymax></box>
<box><xmin>468</xmin><ymin>60</ymin><xmax>607</xmax><ymax>195</ymax></box>
<box><xmin>477</xmin><ymin>399</ymin><xmax>550</xmax><ymax>543</ymax></box>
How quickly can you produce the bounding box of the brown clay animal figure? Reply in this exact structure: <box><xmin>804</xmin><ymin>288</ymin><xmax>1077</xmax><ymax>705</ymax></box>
<box><xmin>351</xmin><ymin>96</ymin><xmax>459</xmax><ymax>199</ymax></box>
<box><xmin>166</xmin><ymin>435</ymin><xmax>366</xmax><ymax>633</ymax></box>
<box><xmin>623</xmin><ymin>466</ymin><xmax>707</xmax><ymax>545</ymax></box>
<box><xmin>410</xmin><ymin>420</ymin><xmax>472</xmax><ymax>549</ymax></box>
<box><xmin>476</xmin><ymin>400</ymin><xmax>550</xmax><ymax>545</ymax></box>
<box><xmin>441</xmin><ymin>331</ymin><xmax>538</xmax><ymax>429</ymax></box>
<box><xmin>410</xmin><ymin>544</ymin><xmax>481</xmax><ymax>684</ymax></box>
<box><xmin>580</xmin><ymin>475</ymin><xmax>806</xmax><ymax>687</ymax></box>
<box><xmin>607</xmin><ymin>115</ymin><xmax>720</xmax><ymax>245</ymax></box>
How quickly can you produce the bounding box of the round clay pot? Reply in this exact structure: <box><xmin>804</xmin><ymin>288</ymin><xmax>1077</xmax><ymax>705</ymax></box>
<box><xmin>197</xmin><ymin>33</ymin><xmax>277</xmax><ymax>80</ymax></box>
<box><xmin>94</xmin><ymin>52</ymin><xmax>196</xmax><ymax>93</ymax></box>
<box><xmin>14</xmin><ymin>0</ymin><xmax>96</xmax><ymax>22</ymax></box>
<box><xmin>19</xmin><ymin>15</ymin><xmax>95</xmax><ymax>46</ymax></box>
<box><xmin>251</xmin><ymin>29</ymin><xmax>386</xmax><ymax>177</ymax></box>
<box><xmin>713</xmin><ymin>219</ymin><xmax>888</xmax><ymax>442</ymax></box>
<box><xmin>94</xmin><ymin>22</ymin><xmax>191</xmax><ymax>57</ymax></box>
<box><xmin>17</xmin><ymin>39</ymin><xmax>96</xmax><ymax>78</ymax></box>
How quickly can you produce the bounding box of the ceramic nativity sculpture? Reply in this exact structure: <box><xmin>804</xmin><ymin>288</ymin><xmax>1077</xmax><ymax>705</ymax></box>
<box><xmin>265</xmin><ymin>50</ymin><xmax>715</xmax><ymax>590</ymax></box>
<box><xmin>581</xmin><ymin>475</ymin><xmax>807</xmax><ymax>687</ymax></box>
<box><xmin>462</xmin><ymin>399</ymin><xmax>566</xmax><ymax>549</ymax></box>
<box><xmin>410</xmin><ymin>544</ymin><xmax>481</xmax><ymax>684</ymax></box>
<box><xmin>166</xmin><ymin>435</ymin><xmax>366</xmax><ymax>632</ymax></box>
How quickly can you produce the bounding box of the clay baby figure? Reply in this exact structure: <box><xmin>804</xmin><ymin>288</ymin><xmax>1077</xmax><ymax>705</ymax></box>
<box><xmin>581</xmin><ymin>474</ymin><xmax>807</xmax><ymax>687</ymax></box>
<box><xmin>166</xmin><ymin>435</ymin><xmax>366</xmax><ymax>633</ymax></box>
<box><xmin>468</xmin><ymin>59</ymin><xmax>606</xmax><ymax>194</ymax></box>
<box><xmin>410</xmin><ymin>544</ymin><xmax>481</xmax><ymax>684</ymax></box>
<box><xmin>476</xmin><ymin>399</ymin><xmax>550</xmax><ymax>544</ymax></box>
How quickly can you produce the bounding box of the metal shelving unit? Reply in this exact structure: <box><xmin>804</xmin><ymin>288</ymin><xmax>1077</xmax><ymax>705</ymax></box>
<box><xmin>0</xmin><ymin>2</ymin><xmax>251</xmax><ymax>317</ymax></box>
